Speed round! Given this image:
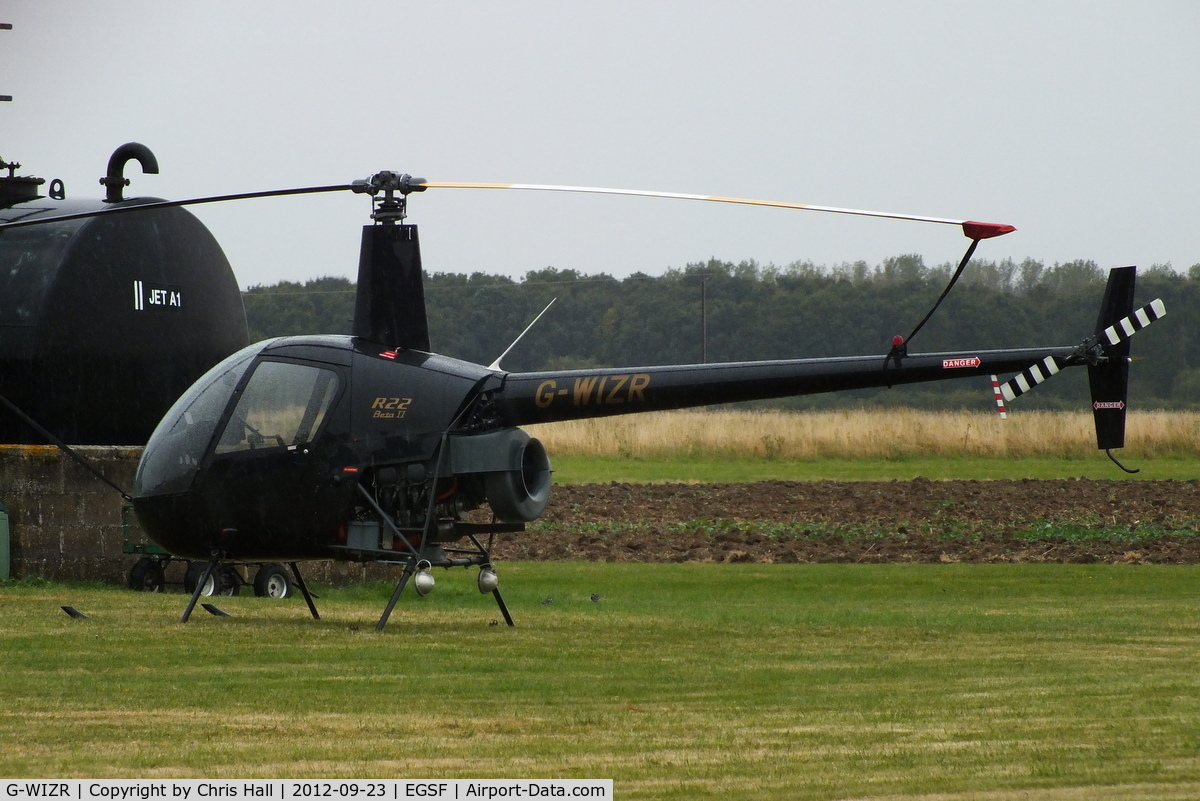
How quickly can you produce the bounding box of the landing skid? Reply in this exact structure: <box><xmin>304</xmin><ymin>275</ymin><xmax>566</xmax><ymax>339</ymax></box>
<box><xmin>179</xmin><ymin>556</ymin><xmax>320</xmax><ymax>623</ymax></box>
<box><xmin>177</xmin><ymin>550</ymin><xmax>509</xmax><ymax>630</ymax></box>
<box><xmin>179</xmin><ymin>554</ymin><xmax>219</xmax><ymax>623</ymax></box>
<box><xmin>375</xmin><ymin>559</ymin><xmax>416</xmax><ymax>632</ymax></box>
<box><xmin>290</xmin><ymin>562</ymin><xmax>321</xmax><ymax>619</ymax></box>
<box><xmin>342</xmin><ymin>481</ymin><xmax>519</xmax><ymax>631</ymax></box>
<box><xmin>491</xmin><ymin>586</ymin><xmax>515</xmax><ymax>628</ymax></box>
<box><xmin>373</xmin><ymin>554</ymin><xmax>515</xmax><ymax>632</ymax></box>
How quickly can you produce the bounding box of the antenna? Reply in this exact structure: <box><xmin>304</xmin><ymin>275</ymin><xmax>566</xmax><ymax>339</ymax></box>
<box><xmin>488</xmin><ymin>298</ymin><xmax>557</xmax><ymax>371</ymax></box>
<box><xmin>1</xmin><ymin>23</ymin><xmax>11</xmax><ymax>103</ymax></box>
<box><xmin>0</xmin><ymin>24</ymin><xmax>49</xmax><ymax>206</ymax></box>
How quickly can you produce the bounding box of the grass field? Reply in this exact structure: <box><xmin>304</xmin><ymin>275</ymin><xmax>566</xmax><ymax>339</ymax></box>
<box><xmin>3</xmin><ymin>564</ymin><xmax>1200</xmax><ymax>799</ymax></box>
<box><xmin>4</xmin><ymin>409</ymin><xmax>1198</xmax><ymax>794</ymax></box>
<box><xmin>527</xmin><ymin>409</ymin><xmax>1200</xmax><ymax>482</ymax></box>
<box><xmin>527</xmin><ymin>409</ymin><xmax>1200</xmax><ymax>460</ymax></box>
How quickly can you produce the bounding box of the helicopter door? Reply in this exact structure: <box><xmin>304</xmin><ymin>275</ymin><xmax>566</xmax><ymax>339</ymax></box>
<box><xmin>200</xmin><ymin>358</ymin><xmax>347</xmax><ymax>558</ymax></box>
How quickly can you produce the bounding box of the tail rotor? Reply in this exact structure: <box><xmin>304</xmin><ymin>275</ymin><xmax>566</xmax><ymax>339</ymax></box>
<box><xmin>989</xmin><ymin>266</ymin><xmax>1165</xmax><ymax>471</ymax></box>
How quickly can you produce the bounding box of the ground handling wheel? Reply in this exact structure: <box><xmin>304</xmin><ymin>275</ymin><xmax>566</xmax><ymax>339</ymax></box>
<box><xmin>183</xmin><ymin>562</ymin><xmax>242</xmax><ymax>596</ymax></box>
<box><xmin>253</xmin><ymin>563</ymin><xmax>293</xmax><ymax>598</ymax></box>
<box><xmin>127</xmin><ymin>557</ymin><xmax>166</xmax><ymax>593</ymax></box>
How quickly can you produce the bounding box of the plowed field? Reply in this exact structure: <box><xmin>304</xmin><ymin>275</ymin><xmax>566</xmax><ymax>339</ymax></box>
<box><xmin>493</xmin><ymin>479</ymin><xmax>1200</xmax><ymax>564</ymax></box>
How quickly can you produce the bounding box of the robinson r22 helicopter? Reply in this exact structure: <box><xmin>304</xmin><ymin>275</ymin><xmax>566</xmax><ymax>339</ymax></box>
<box><xmin>0</xmin><ymin>169</ymin><xmax>1167</xmax><ymax>630</ymax></box>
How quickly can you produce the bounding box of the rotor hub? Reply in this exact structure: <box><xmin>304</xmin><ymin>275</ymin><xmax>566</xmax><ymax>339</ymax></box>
<box><xmin>351</xmin><ymin>171</ymin><xmax>427</xmax><ymax>224</ymax></box>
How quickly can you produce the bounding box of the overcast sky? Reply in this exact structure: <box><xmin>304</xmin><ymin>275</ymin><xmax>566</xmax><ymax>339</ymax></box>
<box><xmin>4</xmin><ymin>1</ymin><xmax>1199</xmax><ymax>288</ymax></box>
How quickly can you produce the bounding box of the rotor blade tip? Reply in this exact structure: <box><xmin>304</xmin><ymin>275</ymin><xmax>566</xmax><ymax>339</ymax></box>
<box><xmin>962</xmin><ymin>221</ymin><xmax>1017</xmax><ymax>239</ymax></box>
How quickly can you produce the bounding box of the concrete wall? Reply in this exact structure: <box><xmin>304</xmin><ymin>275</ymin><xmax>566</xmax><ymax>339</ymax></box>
<box><xmin>0</xmin><ymin>444</ymin><xmax>140</xmax><ymax>582</ymax></box>
<box><xmin>0</xmin><ymin>445</ymin><xmax>391</xmax><ymax>587</ymax></box>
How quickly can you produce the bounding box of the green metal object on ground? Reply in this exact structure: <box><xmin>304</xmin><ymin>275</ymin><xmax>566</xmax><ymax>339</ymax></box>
<box><xmin>121</xmin><ymin>503</ymin><xmax>170</xmax><ymax>557</ymax></box>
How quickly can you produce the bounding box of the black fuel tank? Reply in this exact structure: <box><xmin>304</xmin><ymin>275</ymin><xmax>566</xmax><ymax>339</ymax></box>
<box><xmin>0</xmin><ymin>194</ymin><xmax>249</xmax><ymax>444</ymax></box>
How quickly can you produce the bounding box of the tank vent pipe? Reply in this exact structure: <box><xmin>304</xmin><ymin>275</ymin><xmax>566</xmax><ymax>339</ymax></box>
<box><xmin>101</xmin><ymin>142</ymin><xmax>159</xmax><ymax>203</ymax></box>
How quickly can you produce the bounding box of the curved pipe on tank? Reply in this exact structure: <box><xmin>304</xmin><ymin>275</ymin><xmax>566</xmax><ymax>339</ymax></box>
<box><xmin>102</xmin><ymin>142</ymin><xmax>160</xmax><ymax>203</ymax></box>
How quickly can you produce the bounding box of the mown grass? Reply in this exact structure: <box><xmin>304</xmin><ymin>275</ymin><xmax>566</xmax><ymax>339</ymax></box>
<box><xmin>3</xmin><ymin>564</ymin><xmax>1200</xmax><ymax>800</ymax></box>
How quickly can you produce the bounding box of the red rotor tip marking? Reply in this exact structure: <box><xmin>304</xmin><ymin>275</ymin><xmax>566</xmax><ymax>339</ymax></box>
<box><xmin>962</xmin><ymin>221</ymin><xmax>1017</xmax><ymax>240</ymax></box>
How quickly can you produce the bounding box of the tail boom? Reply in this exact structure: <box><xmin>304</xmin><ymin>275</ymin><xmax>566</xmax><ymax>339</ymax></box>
<box><xmin>496</xmin><ymin>346</ymin><xmax>1084</xmax><ymax>426</ymax></box>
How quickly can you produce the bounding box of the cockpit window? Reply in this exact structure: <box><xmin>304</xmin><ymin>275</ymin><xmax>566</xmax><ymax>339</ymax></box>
<box><xmin>134</xmin><ymin>343</ymin><xmax>262</xmax><ymax>497</ymax></box>
<box><xmin>214</xmin><ymin>361</ymin><xmax>340</xmax><ymax>454</ymax></box>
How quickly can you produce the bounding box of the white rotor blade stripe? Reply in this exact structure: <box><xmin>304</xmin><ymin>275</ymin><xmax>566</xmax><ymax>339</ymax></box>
<box><xmin>422</xmin><ymin>181</ymin><xmax>966</xmax><ymax>227</ymax></box>
<box><xmin>999</xmin><ymin>357</ymin><xmax>1063</xmax><ymax>403</ymax></box>
<box><xmin>1104</xmin><ymin>299</ymin><xmax>1167</xmax><ymax>346</ymax></box>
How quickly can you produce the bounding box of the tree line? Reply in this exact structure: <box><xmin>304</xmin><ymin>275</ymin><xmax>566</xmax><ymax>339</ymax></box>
<box><xmin>242</xmin><ymin>256</ymin><xmax>1200</xmax><ymax>411</ymax></box>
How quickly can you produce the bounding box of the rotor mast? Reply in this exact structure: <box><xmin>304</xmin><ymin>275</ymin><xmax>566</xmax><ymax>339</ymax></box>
<box><xmin>349</xmin><ymin>172</ymin><xmax>432</xmax><ymax>350</ymax></box>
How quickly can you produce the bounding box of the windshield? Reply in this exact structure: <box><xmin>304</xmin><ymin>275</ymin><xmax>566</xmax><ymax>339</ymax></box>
<box><xmin>214</xmin><ymin>360</ymin><xmax>340</xmax><ymax>454</ymax></box>
<box><xmin>134</xmin><ymin>342</ymin><xmax>263</xmax><ymax>497</ymax></box>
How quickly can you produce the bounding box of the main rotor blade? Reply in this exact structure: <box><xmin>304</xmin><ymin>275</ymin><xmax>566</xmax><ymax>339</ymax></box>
<box><xmin>0</xmin><ymin>183</ymin><xmax>355</xmax><ymax>230</ymax></box>
<box><xmin>422</xmin><ymin>181</ymin><xmax>1016</xmax><ymax>240</ymax></box>
<box><xmin>0</xmin><ymin>172</ymin><xmax>1018</xmax><ymax>241</ymax></box>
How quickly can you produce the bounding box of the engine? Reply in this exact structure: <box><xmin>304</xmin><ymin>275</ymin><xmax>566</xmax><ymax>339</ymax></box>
<box><xmin>354</xmin><ymin>427</ymin><xmax>552</xmax><ymax>552</ymax></box>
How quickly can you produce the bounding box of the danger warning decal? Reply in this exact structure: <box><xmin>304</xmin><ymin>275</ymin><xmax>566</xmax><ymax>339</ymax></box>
<box><xmin>942</xmin><ymin>357</ymin><xmax>981</xmax><ymax>369</ymax></box>
<box><xmin>1094</xmin><ymin>400</ymin><xmax>1125</xmax><ymax>410</ymax></box>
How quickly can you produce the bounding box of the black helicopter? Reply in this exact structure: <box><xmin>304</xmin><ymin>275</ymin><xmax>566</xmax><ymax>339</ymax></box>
<box><xmin>0</xmin><ymin>170</ymin><xmax>1166</xmax><ymax>630</ymax></box>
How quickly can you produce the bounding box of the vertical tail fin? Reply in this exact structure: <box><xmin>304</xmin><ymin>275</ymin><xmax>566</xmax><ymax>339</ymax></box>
<box><xmin>1088</xmin><ymin>266</ymin><xmax>1136</xmax><ymax>451</ymax></box>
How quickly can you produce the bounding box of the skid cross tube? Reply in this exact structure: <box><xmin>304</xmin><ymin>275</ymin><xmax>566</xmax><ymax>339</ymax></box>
<box><xmin>376</xmin><ymin>559</ymin><xmax>418</xmax><ymax>632</ymax></box>
<box><xmin>492</xmin><ymin>588</ymin><xmax>514</xmax><ymax>627</ymax></box>
<box><xmin>179</xmin><ymin>554</ymin><xmax>221</xmax><ymax>623</ymax></box>
<box><xmin>289</xmin><ymin>562</ymin><xmax>320</xmax><ymax>619</ymax></box>
<box><xmin>466</xmin><ymin>532</ymin><xmax>514</xmax><ymax>627</ymax></box>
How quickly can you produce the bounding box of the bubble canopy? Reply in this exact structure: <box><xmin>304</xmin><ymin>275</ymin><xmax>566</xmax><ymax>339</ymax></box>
<box><xmin>134</xmin><ymin>342</ymin><xmax>266</xmax><ymax>498</ymax></box>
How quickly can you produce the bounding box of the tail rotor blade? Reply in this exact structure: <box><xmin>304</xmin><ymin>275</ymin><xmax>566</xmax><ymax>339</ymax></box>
<box><xmin>1102</xmin><ymin>299</ymin><xmax>1167</xmax><ymax>347</ymax></box>
<box><xmin>996</xmin><ymin>298</ymin><xmax>1166</xmax><ymax>406</ymax></box>
<box><xmin>989</xmin><ymin>375</ymin><xmax>1008</xmax><ymax>419</ymax></box>
<box><xmin>997</xmin><ymin>356</ymin><xmax>1064</xmax><ymax>403</ymax></box>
